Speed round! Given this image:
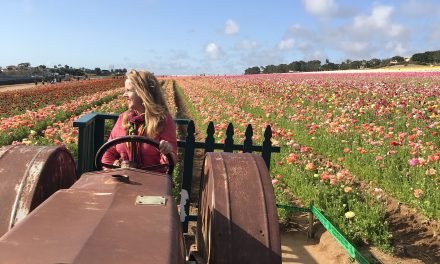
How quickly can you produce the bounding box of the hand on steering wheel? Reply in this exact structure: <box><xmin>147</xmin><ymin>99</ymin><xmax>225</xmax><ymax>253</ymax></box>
<box><xmin>95</xmin><ymin>135</ymin><xmax>174</xmax><ymax>176</ymax></box>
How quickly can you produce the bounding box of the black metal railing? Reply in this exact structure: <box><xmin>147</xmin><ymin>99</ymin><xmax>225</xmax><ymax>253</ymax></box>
<box><xmin>73</xmin><ymin>112</ymin><xmax>280</xmax><ymax>232</ymax></box>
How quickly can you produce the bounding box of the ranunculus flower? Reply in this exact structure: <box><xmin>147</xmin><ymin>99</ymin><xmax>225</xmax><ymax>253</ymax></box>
<box><xmin>389</xmin><ymin>141</ymin><xmax>401</xmax><ymax>146</ymax></box>
<box><xmin>408</xmin><ymin>158</ymin><xmax>419</xmax><ymax>166</ymax></box>
<box><xmin>287</xmin><ymin>153</ymin><xmax>299</xmax><ymax>164</ymax></box>
<box><xmin>345</xmin><ymin>211</ymin><xmax>355</xmax><ymax>219</ymax></box>
<box><xmin>413</xmin><ymin>188</ymin><xmax>424</xmax><ymax>199</ymax></box>
<box><xmin>305</xmin><ymin>162</ymin><xmax>316</xmax><ymax>171</ymax></box>
<box><xmin>344</xmin><ymin>186</ymin><xmax>353</xmax><ymax>193</ymax></box>
<box><xmin>425</xmin><ymin>168</ymin><xmax>436</xmax><ymax>176</ymax></box>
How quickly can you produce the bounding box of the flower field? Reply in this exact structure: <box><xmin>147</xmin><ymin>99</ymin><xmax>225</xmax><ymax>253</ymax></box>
<box><xmin>1</xmin><ymin>73</ymin><xmax>438</xmax><ymax>257</ymax></box>
<box><xmin>0</xmin><ymin>79</ymin><xmax>126</xmax><ymax>156</ymax></box>
<box><xmin>173</xmin><ymin>72</ymin><xmax>439</xmax><ymax>250</ymax></box>
<box><xmin>0</xmin><ymin>79</ymin><xmax>124</xmax><ymax>117</ymax></box>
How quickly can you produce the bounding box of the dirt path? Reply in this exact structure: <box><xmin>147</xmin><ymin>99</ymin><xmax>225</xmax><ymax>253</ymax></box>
<box><xmin>0</xmin><ymin>83</ymin><xmax>39</xmax><ymax>93</ymax></box>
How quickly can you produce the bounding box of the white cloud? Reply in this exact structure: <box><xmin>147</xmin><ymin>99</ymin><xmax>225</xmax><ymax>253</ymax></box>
<box><xmin>205</xmin><ymin>43</ymin><xmax>222</xmax><ymax>59</ymax></box>
<box><xmin>351</xmin><ymin>5</ymin><xmax>406</xmax><ymax>38</ymax></box>
<box><xmin>340</xmin><ymin>41</ymin><xmax>369</xmax><ymax>53</ymax></box>
<box><xmin>385</xmin><ymin>42</ymin><xmax>407</xmax><ymax>56</ymax></box>
<box><xmin>400</xmin><ymin>0</ymin><xmax>439</xmax><ymax>17</ymax></box>
<box><xmin>302</xmin><ymin>0</ymin><xmax>338</xmax><ymax>16</ymax></box>
<box><xmin>278</xmin><ymin>38</ymin><xmax>295</xmax><ymax>50</ymax></box>
<box><xmin>224</xmin><ymin>19</ymin><xmax>239</xmax><ymax>35</ymax></box>
<box><xmin>239</xmin><ymin>40</ymin><xmax>257</xmax><ymax>50</ymax></box>
<box><xmin>353</xmin><ymin>5</ymin><xmax>392</xmax><ymax>29</ymax></box>
<box><xmin>240</xmin><ymin>49</ymin><xmax>285</xmax><ymax>67</ymax></box>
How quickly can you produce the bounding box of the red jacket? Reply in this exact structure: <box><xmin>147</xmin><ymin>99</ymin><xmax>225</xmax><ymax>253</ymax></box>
<box><xmin>101</xmin><ymin>112</ymin><xmax>177</xmax><ymax>171</ymax></box>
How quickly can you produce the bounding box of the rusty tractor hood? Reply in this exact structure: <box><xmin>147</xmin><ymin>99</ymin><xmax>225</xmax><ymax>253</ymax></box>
<box><xmin>0</xmin><ymin>168</ymin><xmax>185</xmax><ymax>264</ymax></box>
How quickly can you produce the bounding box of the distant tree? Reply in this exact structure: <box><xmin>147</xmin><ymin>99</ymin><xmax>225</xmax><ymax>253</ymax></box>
<box><xmin>278</xmin><ymin>64</ymin><xmax>289</xmax><ymax>73</ymax></box>
<box><xmin>412</xmin><ymin>50</ymin><xmax>440</xmax><ymax>64</ymax></box>
<box><xmin>411</xmin><ymin>53</ymin><xmax>429</xmax><ymax>64</ymax></box>
<box><xmin>244</xmin><ymin>66</ymin><xmax>261</xmax><ymax>74</ymax></box>
<box><xmin>340</xmin><ymin>62</ymin><xmax>350</xmax><ymax>70</ymax></box>
<box><xmin>391</xmin><ymin>56</ymin><xmax>405</xmax><ymax>63</ymax></box>
<box><xmin>350</xmin><ymin>60</ymin><xmax>363</xmax><ymax>69</ymax></box>
<box><xmin>95</xmin><ymin>67</ymin><xmax>102</xmax><ymax>75</ymax></box>
<box><xmin>367</xmin><ymin>58</ymin><xmax>381</xmax><ymax>68</ymax></box>
<box><xmin>287</xmin><ymin>61</ymin><xmax>306</xmax><ymax>72</ymax></box>
<box><xmin>305</xmin><ymin>60</ymin><xmax>321</xmax><ymax>71</ymax></box>
<box><xmin>321</xmin><ymin>62</ymin><xmax>338</xmax><ymax>71</ymax></box>
<box><xmin>17</xmin><ymin>62</ymin><xmax>31</xmax><ymax>70</ymax></box>
<box><xmin>262</xmin><ymin>65</ymin><xmax>278</xmax><ymax>74</ymax></box>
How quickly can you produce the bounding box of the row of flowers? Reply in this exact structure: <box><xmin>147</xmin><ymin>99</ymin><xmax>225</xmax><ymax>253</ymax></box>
<box><xmin>0</xmin><ymin>87</ymin><xmax>125</xmax><ymax>147</ymax></box>
<box><xmin>14</xmin><ymin>79</ymin><xmax>175</xmax><ymax>163</ymax></box>
<box><xmin>174</xmin><ymin>72</ymin><xmax>440</xmax><ymax>249</ymax></box>
<box><xmin>0</xmin><ymin>79</ymin><xmax>124</xmax><ymax>117</ymax></box>
<box><xmin>17</xmin><ymin>93</ymin><xmax>129</xmax><ymax>158</ymax></box>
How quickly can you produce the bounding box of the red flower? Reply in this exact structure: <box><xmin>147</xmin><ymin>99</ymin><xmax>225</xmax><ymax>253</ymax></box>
<box><xmin>389</xmin><ymin>141</ymin><xmax>401</xmax><ymax>146</ymax></box>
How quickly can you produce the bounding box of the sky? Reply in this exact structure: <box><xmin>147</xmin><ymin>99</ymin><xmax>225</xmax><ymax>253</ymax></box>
<box><xmin>1</xmin><ymin>0</ymin><xmax>439</xmax><ymax>75</ymax></box>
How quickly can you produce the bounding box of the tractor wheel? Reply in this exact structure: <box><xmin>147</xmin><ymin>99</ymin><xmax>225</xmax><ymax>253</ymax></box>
<box><xmin>0</xmin><ymin>145</ymin><xmax>77</xmax><ymax>237</ymax></box>
<box><xmin>197</xmin><ymin>152</ymin><xmax>281</xmax><ymax>264</ymax></box>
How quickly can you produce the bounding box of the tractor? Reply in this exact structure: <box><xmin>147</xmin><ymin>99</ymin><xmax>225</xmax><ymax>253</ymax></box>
<box><xmin>0</xmin><ymin>113</ymin><xmax>281</xmax><ymax>263</ymax></box>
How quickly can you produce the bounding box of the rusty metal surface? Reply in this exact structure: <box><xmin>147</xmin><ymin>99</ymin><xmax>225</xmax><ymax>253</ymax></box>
<box><xmin>0</xmin><ymin>168</ymin><xmax>185</xmax><ymax>264</ymax></box>
<box><xmin>198</xmin><ymin>152</ymin><xmax>281</xmax><ymax>263</ymax></box>
<box><xmin>0</xmin><ymin>145</ymin><xmax>77</xmax><ymax>237</ymax></box>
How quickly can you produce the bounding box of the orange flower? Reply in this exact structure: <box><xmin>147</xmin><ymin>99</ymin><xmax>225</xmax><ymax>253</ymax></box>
<box><xmin>413</xmin><ymin>189</ymin><xmax>424</xmax><ymax>199</ymax></box>
<box><xmin>287</xmin><ymin>153</ymin><xmax>299</xmax><ymax>164</ymax></box>
<box><xmin>305</xmin><ymin>163</ymin><xmax>316</xmax><ymax>171</ymax></box>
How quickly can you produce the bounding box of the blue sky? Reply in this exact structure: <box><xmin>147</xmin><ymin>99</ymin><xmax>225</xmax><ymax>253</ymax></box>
<box><xmin>1</xmin><ymin>0</ymin><xmax>439</xmax><ymax>75</ymax></box>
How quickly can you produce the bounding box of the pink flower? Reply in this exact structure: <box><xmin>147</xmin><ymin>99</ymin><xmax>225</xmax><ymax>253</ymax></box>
<box><xmin>271</xmin><ymin>179</ymin><xmax>279</xmax><ymax>185</ymax></box>
<box><xmin>408</xmin><ymin>158</ymin><xmax>419</xmax><ymax>166</ymax></box>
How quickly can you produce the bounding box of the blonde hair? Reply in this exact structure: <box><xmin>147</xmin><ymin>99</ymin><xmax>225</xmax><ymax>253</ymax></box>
<box><xmin>123</xmin><ymin>70</ymin><xmax>169</xmax><ymax>138</ymax></box>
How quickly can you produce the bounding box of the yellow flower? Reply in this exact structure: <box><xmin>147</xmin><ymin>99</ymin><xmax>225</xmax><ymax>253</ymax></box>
<box><xmin>345</xmin><ymin>211</ymin><xmax>355</xmax><ymax>219</ymax></box>
<box><xmin>22</xmin><ymin>138</ymin><xmax>32</xmax><ymax>145</ymax></box>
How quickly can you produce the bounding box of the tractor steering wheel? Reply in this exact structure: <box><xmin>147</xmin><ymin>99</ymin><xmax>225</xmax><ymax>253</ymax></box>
<box><xmin>95</xmin><ymin>135</ymin><xmax>174</xmax><ymax>176</ymax></box>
